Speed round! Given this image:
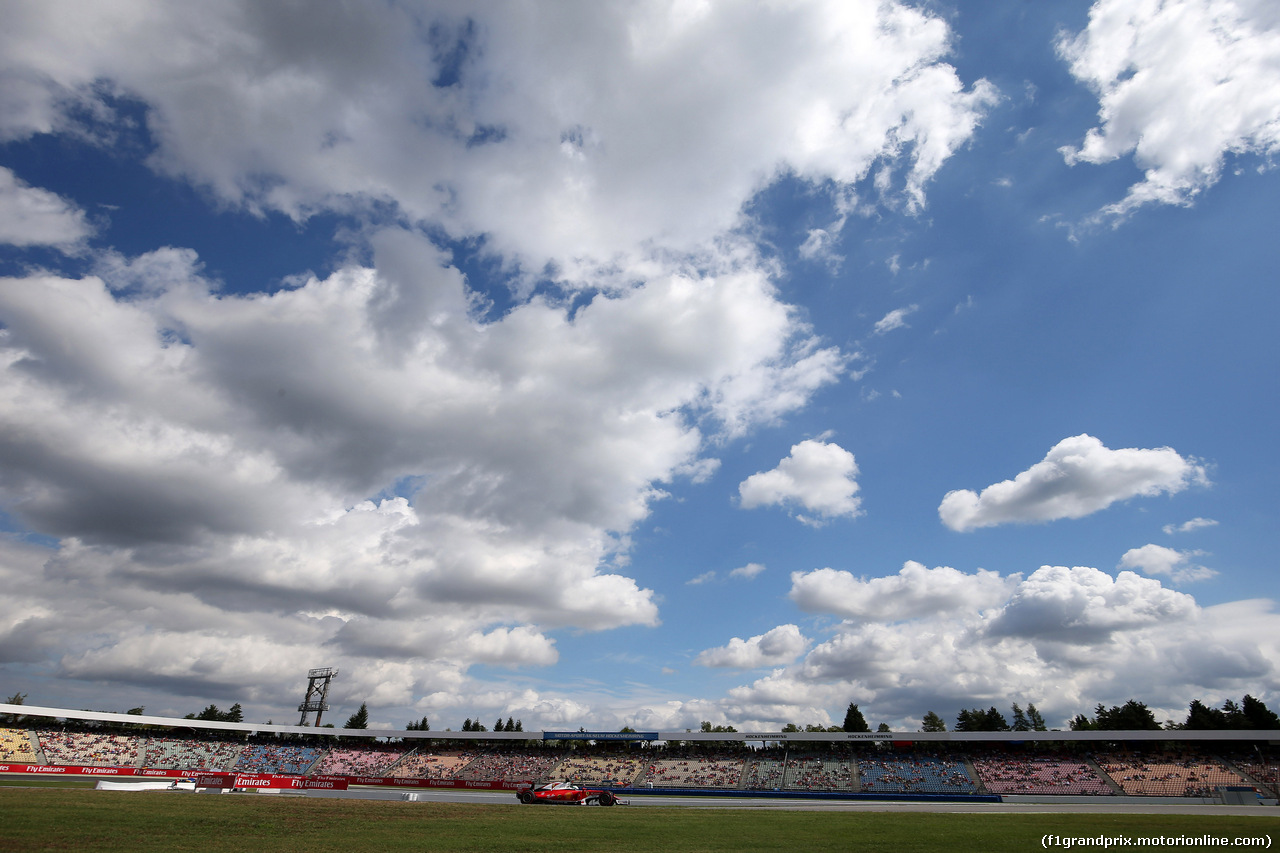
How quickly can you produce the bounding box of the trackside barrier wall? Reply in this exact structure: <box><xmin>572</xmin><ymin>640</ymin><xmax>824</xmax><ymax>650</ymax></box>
<box><xmin>0</xmin><ymin>764</ymin><xmax>347</xmax><ymax>791</ymax></box>
<box><xmin>0</xmin><ymin>764</ymin><xmax>535</xmax><ymax>791</ymax></box>
<box><xmin>610</xmin><ymin>786</ymin><xmax>1001</xmax><ymax>804</ymax></box>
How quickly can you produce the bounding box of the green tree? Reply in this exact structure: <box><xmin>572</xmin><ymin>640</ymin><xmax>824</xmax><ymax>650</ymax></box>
<box><xmin>876</xmin><ymin>723</ymin><xmax>891</xmax><ymax>733</ymax></box>
<box><xmin>1026</xmin><ymin>703</ymin><xmax>1047</xmax><ymax>731</ymax></box>
<box><xmin>842</xmin><ymin>703</ymin><xmax>871</xmax><ymax>733</ymax></box>
<box><xmin>1011</xmin><ymin>703</ymin><xmax>1030</xmax><ymax>732</ymax></box>
<box><xmin>1094</xmin><ymin>699</ymin><xmax>1160</xmax><ymax>731</ymax></box>
<box><xmin>2</xmin><ymin>692</ymin><xmax>27</xmax><ymax>725</ymax></box>
<box><xmin>956</xmin><ymin>707</ymin><xmax>1009</xmax><ymax>732</ymax></box>
<box><xmin>1185</xmin><ymin>699</ymin><xmax>1224</xmax><ymax>729</ymax></box>
<box><xmin>505</xmin><ymin>717</ymin><xmax>516</xmax><ymax>732</ymax></box>
<box><xmin>344</xmin><ymin>702</ymin><xmax>369</xmax><ymax>729</ymax></box>
<box><xmin>1243</xmin><ymin>695</ymin><xmax>1280</xmax><ymax>729</ymax></box>
<box><xmin>700</xmin><ymin>721</ymin><xmax>738</xmax><ymax>732</ymax></box>
<box><xmin>920</xmin><ymin>711</ymin><xmax>946</xmax><ymax>732</ymax></box>
<box><xmin>406</xmin><ymin>716</ymin><xmax>430</xmax><ymax>731</ymax></box>
<box><xmin>1221</xmin><ymin>699</ymin><xmax>1247</xmax><ymax>729</ymax></box>
<box><xmin>1069</xmin><ymin>713</ymin><xmax>1096</xmax><ymax>731</ymax></box>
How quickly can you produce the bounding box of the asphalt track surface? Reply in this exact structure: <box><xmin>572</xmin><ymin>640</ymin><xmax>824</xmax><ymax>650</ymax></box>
<box><xmin>301</xmin><ymin>787</ymin><xmax>1280</xmax><ymax>817</ymax></box>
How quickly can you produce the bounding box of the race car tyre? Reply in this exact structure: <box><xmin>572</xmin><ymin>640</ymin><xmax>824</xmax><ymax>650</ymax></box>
<box><xmin>518</xmin><ymin>791</ymin><xmax>533</xmax><ymax>804</ymax></box>
<box><xmin>598</xmin><ymin>791</ymin><xmax>615</xmax><ymax>806</ymax></box>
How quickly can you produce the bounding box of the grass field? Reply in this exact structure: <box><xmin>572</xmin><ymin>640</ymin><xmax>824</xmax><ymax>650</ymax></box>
<box><xmin>1</xmin><ymin>790</ymin><xmax>1278</xmax><ymax>852</ymax></box>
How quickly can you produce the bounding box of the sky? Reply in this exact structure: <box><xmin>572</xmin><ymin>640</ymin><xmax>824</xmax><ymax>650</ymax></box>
<box><xmin>0</xmin><ymin>0</ymin><xmax>1278</xmax><ymax>734</ymax></box>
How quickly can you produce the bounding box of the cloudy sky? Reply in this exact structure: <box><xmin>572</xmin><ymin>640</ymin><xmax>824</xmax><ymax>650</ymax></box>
<box><xmin>1</xmin><ymin>0</ymin><xmax>1278</xmax><ymax>733</ymax></box>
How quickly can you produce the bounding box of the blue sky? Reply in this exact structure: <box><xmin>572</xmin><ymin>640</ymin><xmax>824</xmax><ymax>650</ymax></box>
<box><xmin>0</xmin><ymin>0</ymin><xmax>1277</xmax><ymax>732</ymax></box>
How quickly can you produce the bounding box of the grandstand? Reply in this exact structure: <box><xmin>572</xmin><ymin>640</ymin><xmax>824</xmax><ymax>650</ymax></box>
<box><xmin>0</xmin><ymin>727</ymin><xmax>41</xmax><ymax>762</ymax></box>
<box><xmin>641</xmin><ymin>754</ymin><xmax>746</xmax><ymax>788</ymax></box>
<box><xmin>783</xmin><ymin>752</ymin><xmax>855</xmax><ymax>791</ymax></box>
<box><xmin>309</xmin><ymin>744</ymin><xmax>410</xmax><ymax>777</ymax></box>
<box><xmin>972</xmin><ymin>754</ymin><xmax>1113</xmax><ymax>795</ymax></box>
<box><xmin>36</xmin><ymin>729</ymin><xmax>145</xmax><ymax>768</ymax></box>
<box><xmin>553</xmin><ymin>755</ymin><xmax>646</xmax><ymax>786</ymax></box>
<box><xmin>1098</xmin><ymin>751</ymin><xmax>1249</xmax><ymax>798</ymax></box>
<box><xmin>387</xmin><ymin>749</ymin><xmax>476</xmax><ymax>779</ymax></box>
<box><xmin>857</xmin><ymin>754</ymin><xmax>976</xmax><ymax>794</ymax></box>
<box><xmin>2</xmin><ymin>702</ymin><xmax>1278</xmax><ymax>802</ymax></box>
<box><xmin>141</xmin><ymin>736</ymin><xmax>243</xmax><ymax>771</ymax></box>
<box><xmin>454</xmin><ymin>748</ymin><xmax>565</xmax><ymax>782</ymax></box>
<box><xmin>234</xmin><ymin>742</ymin><xmax>323</xmax><ymax>775</ymax></box>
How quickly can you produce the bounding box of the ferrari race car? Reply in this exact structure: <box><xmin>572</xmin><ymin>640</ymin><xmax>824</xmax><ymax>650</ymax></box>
<box><xmin>516</xmin><ymin>781</ymin><xmax>624</xmax><ymax>805</ymax></box>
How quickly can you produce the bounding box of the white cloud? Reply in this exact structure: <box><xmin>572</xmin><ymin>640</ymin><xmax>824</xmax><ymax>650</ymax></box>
<box><xmin>939</xmin><ymin>434</ymin><xmax>1208</xmax><ymax>532</ymax></box>
<box><xmin>738</xmin><ymin>439</ymin><xmax>862</xmax><ymax>525</ymax></box>
<box><xmin>0</xmin><ymin>0</ymin><xmax>997</xmax><ymax>280</ymax></box>
<box><xmin>729</xmin><ymin>562</ymin><xmax>767</xmax><ymax>581</ymax></box>
<box><xmin>1060</xmin><ymin>0</ymin><xmax>1280</xmax><ymax>219</ymax></box>
<box><xmin>987</xmin><ymin>566</ymin><xmax>1198</xmax><ymax>642</ymax></box>
<box><xmin>1164</xmin><ymin>517</ymin><xmax>1219</xmax><ymax>535</ymax></box>
<box><xmin>686</xmin><ymin>571</ymin><xmax>717</xmax><ymax>586</ymax></box>
<box><xmin>0</xmin><ymin>0</ymin><xmax>1002</xmax><ymax>723</ymax></box>
<box><xmin>873</xmin><ymin>304</ymin><xmax>918</xmax><ymax>335</ymax></box>
<box><xmin>0</xmin><ymin>166</ymin><xmax>93</xmax><ymax>249</ymax></box>
<box><xmin>695</xmin><ymin>624</ymin><xmax>810</xmax><ymax>669</ymax></box>
<box><xmin>697</xmin><ymin>562</ymin><xmax>1279</xmax><ymax>729</ymax></box>
<box><xmin>1119</xmin><ymin>543</ymin><xmax>1217</xmax><ymax>584</ymax></box>
<box><xmin>790</xmin><ymin>561</ymin><xmax>1018</xmax><ymax>622</ymax></box>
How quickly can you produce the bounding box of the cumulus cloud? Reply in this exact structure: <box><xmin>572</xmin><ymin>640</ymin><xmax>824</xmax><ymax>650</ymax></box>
<box><xmin>939</xmin><ymin>434</ymin><xmax>1208</xmax><ymax>532</ymax></box>
<box><xmin>987</xmin><ymin>566</ymin><xmax>1198</xmax><ymax>643</ymax></box>
<box><xmin>1119</xmin><ymin>544</ymin><xmax>1217</xmax><ymax>584</ymax></box>
<box><xmin>1164</xmin><ymin>517</ymin><xmax>1219</xmax><ymax>535</ymax></box>
<box><xmin>729</xmin><ymin>562</ymin><xmax>767</xmax><ymax>581</ymax></box>
<box><xmin>695</xmin><ymin>624</ymin><xmax>810</xmax><ymax>669</ymax></box>
<box><xmin>0</xmin><ymin>166</ymin><xmax>93</xmax><ymax>249</ymax></box>
<box><xmin>703</xmin><ymin>562</ymin><xmax>1280</xmax><ymax>729</ymax></box>
<box><xmin>790</xmin><ymin>561</ymin><xmax>1018</xmax><ymax>622</ymax></box>
<box><xmin>1060</xmin><ymin>0</ymin><xmax>1280</xmax><ymax>219</ymax></box>
<box><xmin>0</xmin><ymin>0</ymin><xmax>997</xmax><ymax>280</ymax></box>
<box><xmin>0</xmin><ymin>0</ymin><xmax>1002</xmax><ymax>724</ymax></box>
<box><xmin>738</xmin><ymin>439</ymin><xmax>862</xmax><ymax>525</ymax></box>
<box><xmin>873</xmin><ymin>304</ymin><xmax>918</xmax><ymax>335</ymax></box>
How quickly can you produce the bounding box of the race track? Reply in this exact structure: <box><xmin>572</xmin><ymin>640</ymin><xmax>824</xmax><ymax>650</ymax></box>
<box><xmin>301</xmin><ymin>787</ymin><xmax>1280</xmax><ymax>817</ymax></box>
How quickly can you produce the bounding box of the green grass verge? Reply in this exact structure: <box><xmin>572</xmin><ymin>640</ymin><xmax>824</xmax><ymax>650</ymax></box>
<box><xmin>0</xmin><ymin>789</ymin><xmax>1276</xmax><ymax>853</ymax></box>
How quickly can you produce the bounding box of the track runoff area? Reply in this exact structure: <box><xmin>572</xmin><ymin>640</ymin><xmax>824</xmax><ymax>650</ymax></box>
<box><xmin>3</xmin><ymin>703</ymin><xmax>1280</xmax><ymax>814</ymax></box>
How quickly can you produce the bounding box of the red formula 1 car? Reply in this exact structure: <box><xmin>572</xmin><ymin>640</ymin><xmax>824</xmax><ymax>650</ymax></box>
<box><xmin>516</xmin><ymin>781</ymin><xmax>623</xmax><ymax>806</ymax></box>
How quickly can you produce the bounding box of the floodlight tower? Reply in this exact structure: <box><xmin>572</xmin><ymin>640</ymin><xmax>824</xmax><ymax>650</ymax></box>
<box><xmin>297</xmin><ymin>667</ymin><xmax>338</xmax><ymax>726</ymax></box>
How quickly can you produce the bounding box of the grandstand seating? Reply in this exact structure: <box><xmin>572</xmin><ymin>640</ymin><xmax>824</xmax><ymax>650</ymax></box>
<box><xmin>387</xmin><ymin>750</ymin><xmax>475</xmax><ymax>779</ymax></box>
<box><xmin>35</xmin><ymin>729</ymin><xmax>145</xmax><ymax>767</ymax></box>
<box><xmin>641</xmin><ymin>756</ymin><xmax>746</xmax><ymax>788</ymax></box>
<box><xmin>1097</xmin><ymin>752</ymin><xmax>1247</xmax><ymax>797</ymax></box>
<box><xmin>141</xmin><ymin>736</ymin><xmax>244</xmax><ymax>770</ymax></box>
<box><xmin>785</xmin><ymin>753</ymin><xmax>854</xmax><ymax>791</ymax></box>
<box><xmin>972</xmin><ymin>755</ymin><xmax>1113</xmax><ymax>795</ymax></box>
<box><xmin>455</xmin><ymin>749</ymin><xmax>565</xmax><ymax>782</ymax></box>
<box><xmin>857</xmin><ymin>755</ymin><xmax>976</xmax><ymax>794</ymax></box>
<box><xmin>309</xmin><ymin>745</ymin><xmax>410</xmax><ymax>777</ymax></box>
<box><xmin>234</xmin><ymin>743</ymin><xmax>323</xmax><ymax>775</ymax></box>
<box><xmin>3</xmin><ymin>725</ymin><xmax>1274</xmax><ymax>801</ymax></box>
<box><xmin>1230</xmin><ymin>755</ymin><xmax>1279</xmax><ymax>797</ymax></box>
<box><xmin>741</xmin><ymin>757</ymin><xmax>786</xmax><ymax>789</ymax></box>
<box><xmin>0</xmin><ymin>727</ymin><xmax>41</xmax><ymax>762</ymax></box>
<box><xmin>551</xmin><ymin>755</ymin><xmax>646</xmax><ymax>786</ymax></box>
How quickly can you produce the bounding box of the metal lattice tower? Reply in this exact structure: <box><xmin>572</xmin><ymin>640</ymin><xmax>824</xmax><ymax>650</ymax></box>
<box><xmin>297</xmin><ymin>667</ymin><xmax>338</xmax><ymax>726</ymax></box>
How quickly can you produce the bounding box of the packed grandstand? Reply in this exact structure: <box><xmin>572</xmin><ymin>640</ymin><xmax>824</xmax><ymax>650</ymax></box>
<box><xmin>3</xmin><ymin>724</ymin><xmax>1277</xmax><ymax>800</ymax></box>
